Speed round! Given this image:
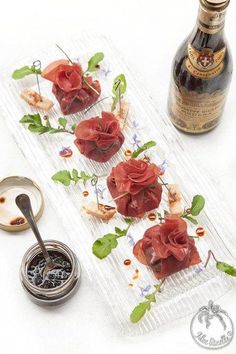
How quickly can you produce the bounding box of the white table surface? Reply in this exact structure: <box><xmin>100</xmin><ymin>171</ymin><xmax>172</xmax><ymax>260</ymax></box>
<box><xmin>0</xmin><ymin>0</ymin><xmax>236</xmax><ymax>353</ymax></box>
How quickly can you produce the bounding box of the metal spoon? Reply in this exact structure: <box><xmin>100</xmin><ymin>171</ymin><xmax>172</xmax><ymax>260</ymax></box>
<box><xmin>15</xmin><ymin>194</ymin><xmax>61</xmax><ymax>279</ymax></box>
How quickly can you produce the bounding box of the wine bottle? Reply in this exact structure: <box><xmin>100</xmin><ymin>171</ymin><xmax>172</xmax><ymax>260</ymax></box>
<box><xmin>168</xmin><ymin>0</ymin><xmax>233</xmax><ymax>134</ymax></box>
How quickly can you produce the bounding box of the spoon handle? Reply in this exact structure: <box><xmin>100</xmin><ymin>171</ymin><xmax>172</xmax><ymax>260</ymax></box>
<box><xmin>15</xmin><ymin>194</ymin><xmax>51</xmax><ymax>264</ymax></box>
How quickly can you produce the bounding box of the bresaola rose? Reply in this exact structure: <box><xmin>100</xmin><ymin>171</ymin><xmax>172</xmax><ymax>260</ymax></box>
<box><xmin>42</xmin><ymin>60</ymin><xmax>101</xmax><ymax>115</ymax></box>
<box><xmin>74</xmin><ymin>111</ymin><xmax>124</xmax><ymax>163</ymax></box>
<box><xmin>107</xmin><ymin>159</ymin><xmax>162</xmax><ymax>217</ymax></box>
<box><xmin>133</xmin><ymin>215</ymin><xmax>201</xmax><ymax>279</ymax></box>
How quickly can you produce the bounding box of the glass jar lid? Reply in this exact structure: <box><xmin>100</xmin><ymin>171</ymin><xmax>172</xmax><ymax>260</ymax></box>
<box><xmin>0</xmin><ymin>176</ymin><xmax>44</xmax><ymax>232</ymax></box>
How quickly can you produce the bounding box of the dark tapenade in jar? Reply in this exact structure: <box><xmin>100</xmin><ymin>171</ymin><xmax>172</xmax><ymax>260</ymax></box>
<box><xmin>20</xmin><ymin>240</ymin><xmax>80</xmax><ymax>305</ymax></box>
<box><xmin>27</xmin><ymin>251</ymin><xmax>72</xmax><ymax>289</ymax></box>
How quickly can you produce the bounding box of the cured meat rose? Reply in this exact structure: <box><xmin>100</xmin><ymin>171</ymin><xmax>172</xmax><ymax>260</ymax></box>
<box><xmin>107</xmin><ymin>159</ymin><xmax>162</xmax><ymax>217</ymax></box>
<box><xmin>74</xmin><ymin>112</ymin><xmax>124</xmax><ymax>162</ymax></box>
<box><xmin>133</xmin><ymin>215</ymin><xmax>201</xmax><ymax>279</ymax></box>
<box><xmin>42</xmin><ymin>60</ymin><xmax>101</xmax><ymax>115</ymax></box>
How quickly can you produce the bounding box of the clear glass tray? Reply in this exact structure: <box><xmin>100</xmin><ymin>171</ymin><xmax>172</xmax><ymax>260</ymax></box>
<box><xmin>1</xmin><ymin>33</ymin><xmax>236</xmax><ymax>335</ymax></box>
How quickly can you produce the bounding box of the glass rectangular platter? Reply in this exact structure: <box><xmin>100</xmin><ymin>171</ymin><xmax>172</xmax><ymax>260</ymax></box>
<box><xmin>1</xmin><ymin>33</ymin><xmax>236</xmax><ymax>335</ymax></box>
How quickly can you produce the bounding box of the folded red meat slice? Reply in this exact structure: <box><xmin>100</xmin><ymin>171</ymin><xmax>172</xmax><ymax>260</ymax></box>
<box><xmin>74</xmin><ymin>111</ymin><xmax>124</xmax><ymax>162</ymax></box>
<box><xmin>107</xmin><ymin>159</ymin><xmax>162</xmax><ymax>217</ymax></box>
<box><xmin>53</xmin><ymin>78</ymin><xmax>101</xmax><ymax>115</ymax></box>
<box><xmin>42</xmin><ymin>60</ymin><xmax>101</xmax><ymax>115</ymax></box>
<box><xmin>133</xmin><ymin>215</ymin><xmax>201</xmax><ymax>278</ymax></box>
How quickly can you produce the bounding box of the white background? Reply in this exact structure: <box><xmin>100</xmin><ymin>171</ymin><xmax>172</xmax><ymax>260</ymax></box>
<box><xmin>0</xmin><ymin>0</ymin><xmax>236</xmax><ymax>353</ymax></box>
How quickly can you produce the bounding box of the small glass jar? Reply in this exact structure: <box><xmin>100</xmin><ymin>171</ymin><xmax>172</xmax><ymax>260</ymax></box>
<box><xmin>20</xmin><ymin>240</ymin><xmax>80</xmax><ymax>305</ymax></box>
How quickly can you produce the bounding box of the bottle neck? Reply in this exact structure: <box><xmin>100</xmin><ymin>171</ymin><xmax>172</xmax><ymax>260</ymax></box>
<box><xmin>196</xmin><ymin>3</ymin><xmax>227</xmax><ymax>36</ymax></box>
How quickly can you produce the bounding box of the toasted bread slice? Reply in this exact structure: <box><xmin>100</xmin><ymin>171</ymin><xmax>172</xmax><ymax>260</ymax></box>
<box><xmin>168</xmin><ymin>184</ymin><xmax>183</xmax><ymax>216</ymax></box>
<box><xmin>21</xmin><ymin>89</ymin><xmax>53</xmax><ymax>111</ymax></box>
<box><xmin>82</xmin><ymin>202</ymin><xmax>116</xmax><ymax>222</ymax></box>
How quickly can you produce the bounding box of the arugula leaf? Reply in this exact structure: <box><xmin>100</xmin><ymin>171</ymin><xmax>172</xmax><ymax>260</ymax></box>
<box><xmin>112</xmin><ymin>74</ymin><xmax>127</xmax><ymax>95</ymax></box>
<box><xmin>131</xmin><ymin>141</ymin><xmax>156</xmax><ymax>158</ymax></box>
<box><xmin>80</xmin><ymin>171</ymin><xmax>92</xmax><ymax>186</ymax></box>
<box><xmin>181</xmin><ymin>194</ymin><xmax>205</xmax><ymax>225</ymax></box>
<box><xmin>52</xmin><ymin>169</ymin><xmax>95</xmax><ymax>186</ymax></box>
<box><xmin>111</xmin><ymin>74</ymin><xmax>127</xmax><ymax>111</ymax></box>
<box><xmin>20</xmin><ymin>113</ymin><xmax>42</xmax><ymax>125</ymax></box>
<box><xmin>28</xmin><ymin>125</ymin><xmax>49</xmax><ymax>134</ymax></box>
<box><xmin>92</xmin><ymin>233</ymin><xmax>118</xmax><ymax>259</ymax></box>
<box><xmin>20</xmin><ymin>113</ymin><xmax>75</xmax><ymax>135</ymax></box>
<box><xmin>216</xmin><ymin>262</ymin><xmax>236</xmax><ymax>277</ymax></box>
<box><xmin>71</xmin><ymin>169</ymin><xmax>79</xmax><ymax>183</ymax></box>
<box><xmin>130</xmin><ymin>302</ymin><xmax>151</xmax><ymax>323</ymax></box>
<box><xmin>92</xmin><ymin>225</ymin><xmax>130</xmax><ymax>259</ymax></box>
<box><xmin>85</xmin><ymin>52</ymin><xmax>104</xmax><ymax>74</ymax></box>
<box><xmin>58</xmin><ymin>117</ymin><xmax>67</xmax><ymax>129</ymax></box>
<box><xmin>12</xmin><ymin>65</ymin><xmax>42</xmax><ymax>80</ymax></box>
<box><xmin>190</xmin><ymin>195</ymin><xmax>205</xmax><ymax>216</ymax></box>
<box><xmin>130</xmin><ymin>283</ymin><xmax>161</xmax><ymax>323</ymax></box>
<box><xmin>51</xmin><ymin>170</ymin><xmax>72</xmax><ymax>186</ymax></box>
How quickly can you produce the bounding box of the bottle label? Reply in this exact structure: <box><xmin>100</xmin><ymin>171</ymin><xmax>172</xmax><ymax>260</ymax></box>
<box><xmin>168</xmin><ymin>82</ymin><xmax>227</xmax><ymax>133</ymax></box>
<box><xmin>198</xmin><ymin>5</ymin><xmax>226</xmax><ymax>34</ymax></box>
<box><xmin>185</xmin><ymin>44</ymin><xmax>226</xmax><ymax>79</ymax></box>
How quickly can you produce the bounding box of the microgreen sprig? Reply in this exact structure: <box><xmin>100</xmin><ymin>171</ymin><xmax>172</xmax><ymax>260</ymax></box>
<box><xmin>181</xmin><ymin>195</ymin><xmax>205</xmax><ymax>225</ymax></box>
<box><xmin>84</xmin><ymin>52</ymin><xmax>105</xmax><ymax>75</ymax></box>
<box><xmin>12</xmin><ymin>65</ymin><xmax>42</xmax><ymax>80</ymax></box>
<box><xmin>52</xmin><ymin>169</ymin><xmax>96</xmax><ymax>187</ymax></box>
<box><xmin>20</xmin><ymin>114</ymin><xmax>75</xmax><ymax>135</ymax></box>
<box><xmin>82</xmin><ymin>52</ymin><xmax>105</xmax><ymax>96</ymax></box>
<box><xmin>131</xmin><ymin>141</ymin><xmax>157</xmax><ymax>158</ymax></box>
<box><xmin>92</xmin><ymin>219</ymin><xmax>134</xmax><ymax>259</ymax></box>
<box><xmin>204</xmin><ymin>250</ymin><xmax>236</xmax><ymax>277</ymax></box>
<box><xmin>111</xmin><ymin>74</ymin><xmax>127</xmax><ymax>112</ymax></box>
<box><xmin>130</xmin><ymin>279</ymin><xmax>166</xmax><ymax>323</ymax></box>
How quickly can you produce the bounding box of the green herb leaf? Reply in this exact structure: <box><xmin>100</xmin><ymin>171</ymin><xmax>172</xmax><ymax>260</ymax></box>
<box><xmin>92</xmin><ymin>233</ymin><xmax>118</xmax><ymax>259</ymax></box>
<box><xmin>85</xmin><ymin>52</ymin><xmax>104</xmax><ymax>74</ymax></box>
<box><xmin>115</xmin><ymin>227</ymin><xmax>122</xmax><ymax>235</ymax></box>
<box><xmin>130</xmin><ymin>302</ymin><xmax>151</xmax><ymax>323</ymax></box>
<box><xmin>112</xmin><ymin>74</ymin><xmax>127</xmax><ymax>95</ymax></box>
<box><xmin>71</xmin><ymin>169</ymin><xmax>79</xmax><ymax>183</ymax></box>
<box><xmin>131</xmin><ymin>141</ymin><xmax>157</xmax><ymax>158</ymax></box>
<box><xmin>28</xmin><ymin>125</ymin><xmax>49</xmax><ymax>134</ymax></box>
<box><xmin>58</xmin><ymin>117</ymin><xmax>68</xmax><ymax>129</ymax></box>
<box><xmin>114</xmin><ymin>227</ymin><xmax>128</xmax><ymax>237</ymax></box>
<box><xmin>20</xmin><ymin>114</ymin><xmax>42</xmax><ymax>125</ymax></box>
<box><xmin>12</xmin><ymin>65</ymin><xmax>42</xmax><ymax>80</ymax></box>
<box><xmin>183</xmin><ymin>215</ymin><xmax>198</xmax><ymax>225</ymax></box>
<box><xmin>216</xmin><ymin>262</ymin><xmax>236</xmax><ymax>277</ymax></box>
<box><xmin>111</xmin><ymin>74</ymin><xmax>127</xmax><ymax>111</ymax></box>
<box><xmin>130</xmin><ymin>281</ymin><xmax>165</xmax><ymax>323</ymax></box>
<box><xmin>51</xmin><ymin>170</ymin><xmax>72</xmax><ymax>186</ymax></box>
<box><xmin>92</xmin><ymin>224</ymin><xmax>131</xmax><ymax>259</ymax></box>
<box><xmin>190</xmin><ymin>195</ymin><xmax>205</xmax><ymax>216</ymax></box>
<box><xmin>145</xmin><ymin>293</ymin><xmax>156</xmax><ymax>302</ymax></box>
<box><xmin>51</xmin><ymin>169</ymin><xmax>94</xmax><ymax>187</ymax></box>
<box><xmin>20</xmin><ymin>113</ymin><xmax>74</xmax><ymax>135</ymax></box>
<box><xmin>80</xmin><ymin>171</ymin><xmax>93</xmax><ymax>186</ymax></box>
